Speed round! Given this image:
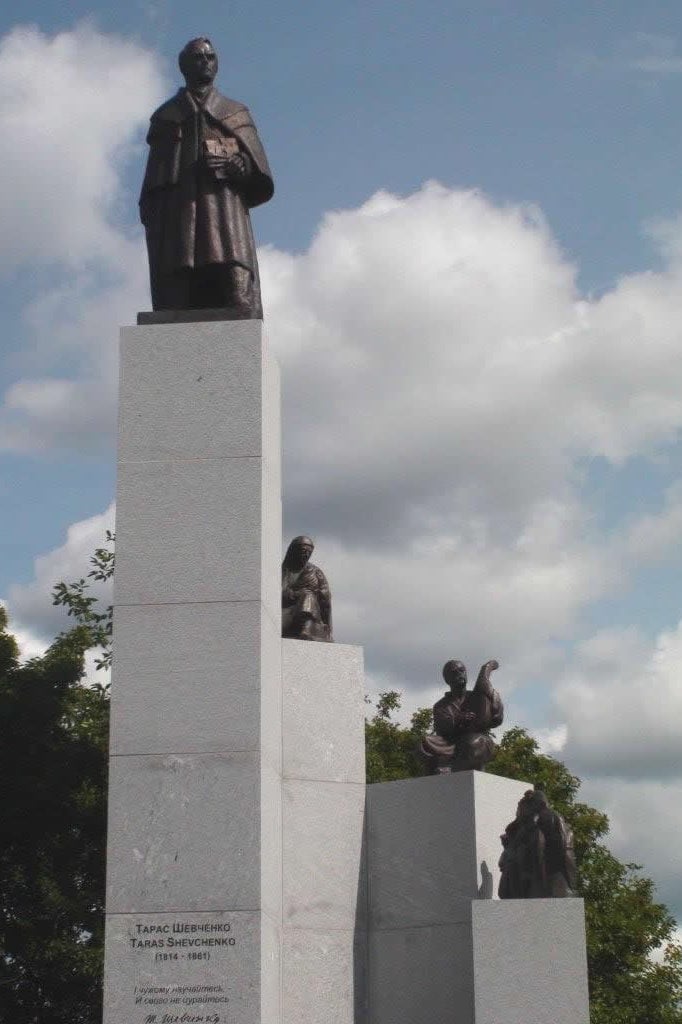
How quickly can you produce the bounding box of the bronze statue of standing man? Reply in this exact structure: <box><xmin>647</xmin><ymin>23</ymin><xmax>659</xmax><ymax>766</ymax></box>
<box><xmin>139</xmin><ymin>38</ymin><xmax>274</xmax><ymax>317</ymax></box>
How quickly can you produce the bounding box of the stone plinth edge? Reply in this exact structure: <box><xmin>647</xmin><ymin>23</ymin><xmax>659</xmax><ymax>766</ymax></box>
<box><xmin>137</xmin><ymin>308</ymin><xmax>258</xmax><ymax>324</ymax></box>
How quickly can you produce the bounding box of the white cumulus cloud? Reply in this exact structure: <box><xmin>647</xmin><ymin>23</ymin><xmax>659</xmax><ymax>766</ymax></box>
<box><xmin>0</xmin><ymin>23</ymin><xmax>163</xmax><ymax>270</ymax></box>
<box><xmin>0</xmin><ymin>23</ymin><xmax>167</xmax><ymax>453</ymax></box>
<box><xmin>556</xmin><ymin>622</ymin><xmax>682</xmax><ymax>780</ymax></box>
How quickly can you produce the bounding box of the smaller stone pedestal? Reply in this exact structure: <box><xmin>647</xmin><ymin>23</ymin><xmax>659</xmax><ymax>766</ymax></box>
<box><xmin>472</xmin><ymin>899</ymin><xmax>589</xmax><ymax>1024</ymax></box>
<box><xmin>367</xmin><ymin>771</ymin><xmax>528</xmax><ymax>925</ymax></box>
<box><xmin>366</xmin><ymin>772</ymin><xmax>590</xmax><ymax>1024</ymax></box>
<box><xmin>281</xmin><ymin>639</ymin><xmax>367</xmax><ymax>1024</ymax></box>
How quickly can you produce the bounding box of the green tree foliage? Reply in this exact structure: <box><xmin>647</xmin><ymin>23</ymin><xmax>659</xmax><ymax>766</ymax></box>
<box><xmin>0</xmin><ymin>605</ymin><xmax>109</xmax><ymax>1022</ymax></box>
<box><xmin>52</xmin><ymin>531</ymin><xmax>115</xmax><ymax>672</ymax></box>
<box><xmin>366</xmin><ymin>694</ymin><xmax>682</xmax><ymax>1024</ymax></box>
<box><xmin>365</xmin><ymin>691</ymin><xmax>432</xmax><ymax>782</ymax></box>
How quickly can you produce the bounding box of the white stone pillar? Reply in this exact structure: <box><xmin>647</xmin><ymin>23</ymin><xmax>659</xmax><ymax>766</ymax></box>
<box><xmin>281</xmin><ymin>639</ymin><xmax>367</xmax><ymax>1024</ymax></box>
<box><xmin>103</xmin><ymin>320</ymin><xmax>282</xmax><ymax>1024</ymax></box>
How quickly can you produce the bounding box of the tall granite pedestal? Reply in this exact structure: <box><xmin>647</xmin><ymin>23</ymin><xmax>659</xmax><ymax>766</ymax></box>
<box><xmin>103</xmin><ymin>320</ymin><xmax>282</xmax><ymax>1023</ymax></box>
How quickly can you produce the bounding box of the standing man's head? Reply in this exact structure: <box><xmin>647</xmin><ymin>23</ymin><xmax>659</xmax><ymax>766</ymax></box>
<box><xmin>442</xmin><ymin>659</ymin><xmax>467</xmax><ymax>696</ymax></box>
<box><xmin>179</xmin><ymin>37</ymin><xmax>218</xmax><ymax>88</ymax></box>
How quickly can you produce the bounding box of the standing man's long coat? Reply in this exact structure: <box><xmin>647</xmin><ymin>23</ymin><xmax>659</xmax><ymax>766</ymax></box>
<box><xmin>140</xmin><ymin>87</ymin><xmax>274</xmax><ymax>280</ymax></box>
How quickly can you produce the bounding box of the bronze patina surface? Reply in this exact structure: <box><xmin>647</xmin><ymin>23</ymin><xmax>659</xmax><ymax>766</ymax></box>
<box><xmin>417</xmin><ymin>659</ymin><xmax>504</xmax><ymax>773</ymax></box>
<box><xmin>499</xmin><ymin>789</ymin><xmax>578</xmax><ymax>899</ymax></box>
<box><xmin>139</xmin><ymin>37</ymin><xmax>273</xmax><ymax>319</ymax></box>
<box><xmin>282</xmin><ymin>536</ymin><xmax>333</xmax><ymax>643</ymax></box>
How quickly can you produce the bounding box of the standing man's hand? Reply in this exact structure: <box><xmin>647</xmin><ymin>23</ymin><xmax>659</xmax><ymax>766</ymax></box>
<box><xmin>206</xmin><ymin>152</ymin><xmax>250</xmax><ymax>182</ymax></box>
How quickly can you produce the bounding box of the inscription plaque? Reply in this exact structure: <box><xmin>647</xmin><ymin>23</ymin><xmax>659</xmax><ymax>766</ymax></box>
<box><xmin>104</xmin><ymin>911</ymin><xmax>262</xmax><ymax>1024</ymax></box>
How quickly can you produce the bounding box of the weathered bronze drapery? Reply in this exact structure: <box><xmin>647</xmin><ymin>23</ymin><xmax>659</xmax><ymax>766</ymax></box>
<box><xmin>139</xmin><ymin>38</ymin><xmax>274</xmax><ymax>318</ymax></box>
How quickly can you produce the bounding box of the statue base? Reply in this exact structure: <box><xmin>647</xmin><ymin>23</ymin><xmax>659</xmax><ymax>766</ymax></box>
<box><xmin>104</xmin><ymin>318</ymin><xmax>282</xmax><ymax>1023</ymax></box>
<box><xmin>137</xmin><ymin>306</ymin><xmax>258</xmax><ymax>325</ymax></box>
<box><xmin>365</xmin><ymin>772</ymin><xmax>590</xmax><ymax>1023</ymax></box>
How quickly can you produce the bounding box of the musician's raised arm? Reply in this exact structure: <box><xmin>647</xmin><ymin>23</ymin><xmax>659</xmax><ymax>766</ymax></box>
<box><xmin>473</xmin><ymin>659</ymin><xmax>499</xmax><ymax>697</ymax></box>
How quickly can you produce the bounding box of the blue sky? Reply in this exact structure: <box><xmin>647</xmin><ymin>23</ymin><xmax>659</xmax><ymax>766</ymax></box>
<box><xmin>6</xmin><ymin>2</ymin><xmax>682</xmax><ymax>582</ymax></box>
<box><xmin>3</xmin><ymin>3</ymin><xmax>682</xmax><ymax>930</ymax></box>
